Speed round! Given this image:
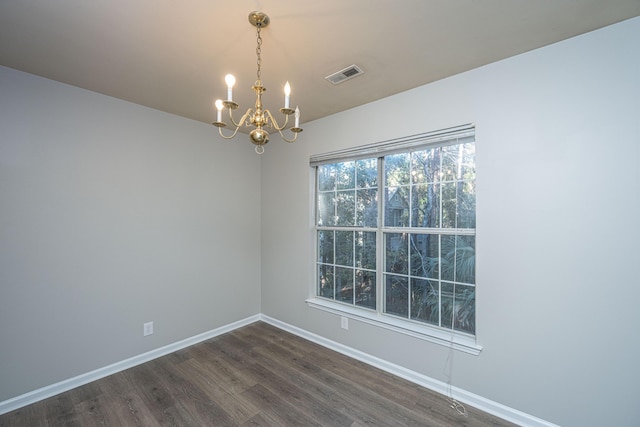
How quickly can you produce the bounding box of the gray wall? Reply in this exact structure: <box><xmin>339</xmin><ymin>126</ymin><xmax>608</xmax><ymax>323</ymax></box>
<box><xmin>0</xmin><ymin>66</ymin><xmax>261</xmax><ymax>401</ymax></box>
<box><xmin>260</xmin><ymin>18</ymin><xmax>640</xmax><ymax>427</ymax></box>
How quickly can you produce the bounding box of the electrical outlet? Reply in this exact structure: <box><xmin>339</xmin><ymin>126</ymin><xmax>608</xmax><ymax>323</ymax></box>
<box><xmin>341</xmin><ymin>316</ymin><xmax>348</xmax><ymax>330</ymax></box>
<box><xmin>143</xmin><ymin>321</ymin><xmax>154</xmax><ymax>336</ymax></box>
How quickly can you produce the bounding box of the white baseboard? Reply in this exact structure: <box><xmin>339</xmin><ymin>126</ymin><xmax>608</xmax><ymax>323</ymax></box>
<box><xmin>259</xmin><ymin>314</ymin><xmax>558</xmax><ymax>427</ymax></box>
<box><xmin>1</xmin><ymin>313</ymin><xmax>557</xmax><ymax>427</ymax></box>
<box><xmin>0</xmin><ymin>314</ymin><xmax>260</xmax><ymax>416</ymax></box>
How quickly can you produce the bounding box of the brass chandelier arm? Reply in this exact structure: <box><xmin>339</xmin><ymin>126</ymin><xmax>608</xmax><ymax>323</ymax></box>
<box><xmin>277</xmin><ymin>129</ymin><xmax>300</xmax><ymax>144</ymax></box>
<box><xmin>264</xmin><ymin>109</ymin><xmax>289</xmax><ymax>131</ymax></box>
<box><xmin>214</xmin><ymin>108</ymin><xmax>253</xmax><ymax>139</ymax></box>
<box><xmin>228</xmin><ymin>108</ymin><xmax>253</xmax><ymax>129</ymax></box>
<box><xmin>264</xmin><ymin>109</ymin><xmax>301</xmax><ymax>143</ymax></box>
<box><xmin>216</xmin><ymin>125</ymin><xmax>242</xmax><ymax>140</ymax></box>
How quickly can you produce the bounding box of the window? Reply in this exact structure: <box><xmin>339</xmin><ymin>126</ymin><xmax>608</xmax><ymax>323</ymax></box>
<box><xmin>310</xmin><ymin>126</ymin><xmax>478</xmax><ymax>351</ymax></box>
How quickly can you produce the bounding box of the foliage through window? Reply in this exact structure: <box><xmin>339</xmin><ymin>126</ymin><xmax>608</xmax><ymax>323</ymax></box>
<box><xmin>314</xmin><ymin>128</ymin><xmax>476</xmax><ymax>335</ymax></box>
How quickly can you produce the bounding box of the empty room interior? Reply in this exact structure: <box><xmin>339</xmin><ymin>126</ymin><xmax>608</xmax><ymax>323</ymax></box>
<box><xmin>1</xmin><ymin>2</ymin><xmax>639</xmax><ymax>426</ymax></box>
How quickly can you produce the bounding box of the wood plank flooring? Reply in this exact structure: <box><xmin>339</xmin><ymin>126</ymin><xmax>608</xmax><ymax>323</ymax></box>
<box><xmin>0</xmin><ymin>322</ymin><xmax>517</xmax><ymax>426</ymax></box>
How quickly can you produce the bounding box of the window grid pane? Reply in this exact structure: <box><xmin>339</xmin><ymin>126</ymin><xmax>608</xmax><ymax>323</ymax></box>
<box><xmin>315</xmin><ymin>136</ymin><xmax>475</xmax><ymax>336</ymax></box>
<box><xmin>381</xmin><ymin>232</ymin><xmax>476</xmax><ymax>334</ymax></box>
<box><xmin>316</xmin><ymin>158</ymin><xmax>378</xmax><ymax>311</ymax></box>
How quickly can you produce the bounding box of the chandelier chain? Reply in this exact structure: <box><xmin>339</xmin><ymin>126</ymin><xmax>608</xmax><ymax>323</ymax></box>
<box><xmin>256</xmin><ymin>25</ymin><xmax>262</xmax><ymax>81</ymax></box>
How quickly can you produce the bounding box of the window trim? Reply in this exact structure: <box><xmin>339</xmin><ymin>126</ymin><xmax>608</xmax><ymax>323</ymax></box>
<box><xmin>309</xmin><ymin>125</ymin><xmax>481</xmax><ymax>355</ymax></box>
<box><xmin>305</xmin><ymin>298</ymin><xmax>482</xmax><ymax>355</ymax></box>
<box><xmin>310</xmin><ymin>124</ymin><xmax>475</xmax><ymax>166</ymax></box>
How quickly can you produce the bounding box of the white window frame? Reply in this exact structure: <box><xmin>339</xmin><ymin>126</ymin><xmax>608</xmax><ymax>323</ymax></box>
<box><xmin>306</xmin><ymin>124</ymin><xmax>482</xmax><ymax>355</ymax></box>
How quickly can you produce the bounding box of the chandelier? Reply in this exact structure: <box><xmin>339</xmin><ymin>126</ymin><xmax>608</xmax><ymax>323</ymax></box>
<box><xmin>213</xmin><ymin>11</ymin><xmax>302</xmax><ymax>154</ymax></box>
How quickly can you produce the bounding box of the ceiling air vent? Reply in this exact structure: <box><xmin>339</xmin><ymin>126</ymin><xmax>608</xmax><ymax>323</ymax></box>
<box><xmin>325</xmin><ymin>64</ymin><xmax>364</xmax><ymax>85</ymax></box>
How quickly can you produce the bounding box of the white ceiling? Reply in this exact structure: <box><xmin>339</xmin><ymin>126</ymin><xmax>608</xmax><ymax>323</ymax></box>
<box><xmin>1</xmin><ymin>1</ymin><xmax>639</xmax><ymax>128</ymax></box>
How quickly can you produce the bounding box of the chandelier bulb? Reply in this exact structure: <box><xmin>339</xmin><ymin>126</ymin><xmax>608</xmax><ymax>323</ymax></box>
<box><xmin>214</xmin><ymin>99</ymin><xmax>223</xmax><ymax>122</ymax></box>
<box><xmin>284</xmin><ymin>82</ymin><xmax>291</xmax><ymax>109</ymax></box>
<box><xmin>225</xmin><ymin>74</ymin><xmax>236</xmax><ymax>101</ymax></box>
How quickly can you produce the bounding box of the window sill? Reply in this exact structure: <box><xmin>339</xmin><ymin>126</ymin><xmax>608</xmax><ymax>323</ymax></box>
<box><xmin>306</xmin><ymin>298</ymin><xmax>482</xmax><ymax>356</ymax></box>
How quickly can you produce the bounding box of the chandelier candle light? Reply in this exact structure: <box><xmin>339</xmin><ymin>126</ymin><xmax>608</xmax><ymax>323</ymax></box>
<box><xmin>213</xmin><ymin>11</ymin><xmax>302</xmax><ymax>154</ymax></box>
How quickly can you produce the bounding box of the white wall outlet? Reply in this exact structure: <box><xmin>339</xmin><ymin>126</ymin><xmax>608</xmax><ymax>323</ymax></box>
<box><xmin>143</xmin><ymin>321</ymin><xmax>154</xmax><ymax>336</ymax></box>
<box><xmin>341</xmin><ymin>316</ymin><xmax>348</xmax><ymax>330</ymax></box>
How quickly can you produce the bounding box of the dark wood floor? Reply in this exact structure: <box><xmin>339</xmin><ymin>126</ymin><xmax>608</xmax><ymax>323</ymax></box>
<box><xmin>0</xmin><ymin>322</ymin><xmax>517</xmax><ymax>426</ymax></box>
